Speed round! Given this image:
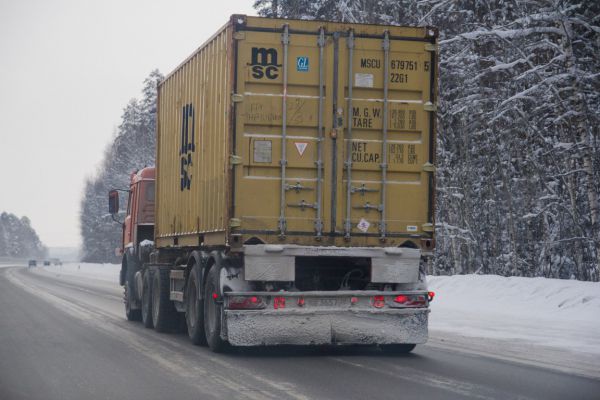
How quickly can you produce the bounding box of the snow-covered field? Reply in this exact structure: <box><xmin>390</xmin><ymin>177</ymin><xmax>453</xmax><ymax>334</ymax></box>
<box><xmin>36</xmin><ymin>263</ymin><xmax>600</xmax><ymax>376</ymax></box>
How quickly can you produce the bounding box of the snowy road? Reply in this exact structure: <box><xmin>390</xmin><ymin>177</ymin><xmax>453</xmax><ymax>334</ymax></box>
<box><xmin>0</xmin><ymin>265</ymin><xmax>598</xmax><ymax>400</ymax></box>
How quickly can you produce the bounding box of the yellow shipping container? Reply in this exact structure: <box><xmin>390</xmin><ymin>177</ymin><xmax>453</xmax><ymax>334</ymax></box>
<box><xmin>155</xmin><ymin>15</ymin><xmax>437</xmax><ymax>251</ymax></box>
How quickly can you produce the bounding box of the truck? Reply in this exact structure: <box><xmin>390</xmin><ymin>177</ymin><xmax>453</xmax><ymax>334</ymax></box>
<box><xmin>109</xmin><ymin>15</ymin><xmax>437</xmax><ymax>353</ymax></box>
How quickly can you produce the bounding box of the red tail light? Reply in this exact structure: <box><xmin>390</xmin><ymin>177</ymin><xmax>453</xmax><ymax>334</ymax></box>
<box><xmin>350</xmin><ymin>297</ymin><xmax>358</xmax><ymax>305</ymax></box>
<box><xmin>274</xmin><ymin>296</ymin><xmax>286</xmax><ymax>309</ymax></box>
<box><xmin>297</xmin><ymin>297</ymin><xmax>305</xmax><ymax>307</ymax></box>
<box><xmin>372</xmin><ymin>295</ymin><xmax>385</xmax><ymax>308</ymax></box>
<box><xmin>428</xmin><ymin>291</ymin><xmax>435</xmax><ymax>302</ymax></box>
<box><xmin>227</xmin><ymin>295</ymin><xmax>265</xmax><ymax>310</ymax></box>
<box><xmin>394</xmin><ymin>295</ymin><xmax>409</xmax><ymax>304</ymax></box>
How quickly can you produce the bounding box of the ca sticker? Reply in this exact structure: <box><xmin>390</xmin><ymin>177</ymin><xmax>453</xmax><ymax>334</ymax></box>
<box><xmin>294</xmin><ymin>142</ymin><xmax>308</xmax><ymax>157</ymax></box>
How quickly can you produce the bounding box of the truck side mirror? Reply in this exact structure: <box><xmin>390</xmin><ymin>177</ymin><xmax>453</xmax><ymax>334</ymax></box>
<box><xmin>108</xmin><ymin>190</ymin><xmax>119</xmax><ymax>214</ymax></box>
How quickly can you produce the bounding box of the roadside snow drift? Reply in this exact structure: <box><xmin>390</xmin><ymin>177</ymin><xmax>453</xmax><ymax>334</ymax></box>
<box><xmin>428</xmin><ymin>274</ymin><xmax>600</xmax><ymax>355</ymax></box>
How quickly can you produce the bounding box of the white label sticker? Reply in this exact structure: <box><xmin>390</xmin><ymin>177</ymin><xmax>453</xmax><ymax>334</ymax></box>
<box><xmin>407</xmin><ymin>225</ymin><xmax>418</xmax><ymax>232</ymax></box>
<box><xmin>355</xmin><ymin>73</ymin><xmax>374</xmax><ymax>88</ymax></box>
<box><xmin>294</xmin><ymin>142</ymin><xmax>308</xmax><ymax>157</ymax></box>
<box><xmin>253</xmin><ymin>140</ymin><xmax>272</xmax><ymax>163</ymax></box>
<box><xmin>357</xmin><ymin>218</ymin><xmax>370</xmax><ymax>233</ymax></box>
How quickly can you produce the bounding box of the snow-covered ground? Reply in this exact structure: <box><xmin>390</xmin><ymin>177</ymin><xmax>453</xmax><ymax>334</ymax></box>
<box><xmin>35</xmin><ymin>263</ymin><xmax>600</xmax><ymax>376</ymax></box>
<box><xmin>427</xmin><ymin>274</ymin><xmax>600</xmax><ymax>378</ymax></box>
<box><xmin>428</xmin><ymin>274</ymin><xmax>600</xmax><ymax>355</ymax></box>
<box><xmin>38</xmin><ymin>262</ymin><xmax>120</xmax><ymax>282</ymax></box>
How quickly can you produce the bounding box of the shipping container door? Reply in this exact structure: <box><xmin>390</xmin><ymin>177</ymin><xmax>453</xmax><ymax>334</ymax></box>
<box><xmin>338</xmin><ymin>32</ymin><xmax>434</xmax><ymax>241</ymax></box>
<box><xmin>234</xmin><ymin>25</ymin><xmax>434</xmax><ymax>243</ymax></box>
<box><xmin>235</xmin><ymin>27</ymin><xmax>335</xmax><ymax>239</ymax></box>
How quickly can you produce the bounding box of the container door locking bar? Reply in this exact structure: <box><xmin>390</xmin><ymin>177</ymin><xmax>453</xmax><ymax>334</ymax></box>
<box><xmin>314</xmin><ymin>27</ymin><xmax>326</xmax><ymax>239</ymax></box>
<box><xmin>278</xmin><ymin>24</ymin><xmax>290</xmax><ymax>238</ymax></box>
<box><xmin>343</xmin><ymin>29</ymin><xmax>355</xmax><ymax>240</ymax></box>
<box><xmin>379</xmin><ymin>31</ymin><xmax>390</xmax><ymax>241</ymax></box>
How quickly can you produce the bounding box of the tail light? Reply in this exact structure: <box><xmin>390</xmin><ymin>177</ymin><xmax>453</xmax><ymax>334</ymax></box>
<box><xmin>227</xmin><ymin>295</ymin><xmax>265</xmax><ymax>310</ymax></box>
<box><xmin>274</xmin><ymin>296</ymin><xmax>286</xmax><ymax>309</ymax></box>
<box><xmin>297</xmin><ymin>297</ymin><xmax>305</xmax><ymax>307</ymax></box>
<box><xmin>394</xmin><ymin>295</ymin><xmax>409</xmax><ymax>304</ymax></box>
<box><xmin>371</xmin><ymin>295</ymin><xmax>385</xmax><ymax>308</ymax></box>
<box><xmin>428</xmin><ymin>291</ymin><xmax>435</xmax><ymax>302</ymax></box>
<box><xmin>391</xmin><ymin>294</ymin><xmax>428</xmax><ymax>307</ymax></box>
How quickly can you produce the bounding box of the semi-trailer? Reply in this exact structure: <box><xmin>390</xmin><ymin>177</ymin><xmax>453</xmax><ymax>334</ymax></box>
<box><xmin>109</xmin><ymin>15</ymin><xmax>437</xmax><ymax>352</ymax></box>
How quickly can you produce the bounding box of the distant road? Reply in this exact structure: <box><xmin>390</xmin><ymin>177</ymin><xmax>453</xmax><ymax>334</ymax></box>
<box><xmin>1</xmin><ymin>265</ymin><xmax>598</xmax><ymax>400</ymax></box>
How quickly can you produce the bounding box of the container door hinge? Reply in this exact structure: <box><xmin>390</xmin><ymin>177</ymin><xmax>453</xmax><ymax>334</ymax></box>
<box><xmin>424</xmin><ymin>102</ymin><xmax>437</xmax><ymax>112</ymax></box>
<box><xmin>422</xmin><ymin>223</ymin><xmax>434</xmax><ymax>232</ymax></box>
<box><xmin>230</xmin><ymin>155</ymin><xmax>242</xmax><ymax>165</ymax></box>
<box><xmin>425</xmin><ymin>43</ymin><xmax>436</xmax><ymax>52</ymax></box>
<box><xmin>231</xmin><ymin>93</ymin><xmax>243</xmax><ymax>103</ymax></box>
<box><xmin>422</xmin><ymin>162</ymin><xmax>436</xmax><ymax>172</ymax></box>
<box><xmin>229</xmin><ymin>218</ymin><xmax>241</xmax><ymax>228</ymax></box>
<box><xmin>233</xmin><ymin>32</ymin><xmax>246</xmax><ymax>40</ymax></box>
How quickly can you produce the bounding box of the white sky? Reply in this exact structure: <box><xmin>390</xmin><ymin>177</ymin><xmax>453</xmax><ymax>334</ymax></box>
<box><xmin>0</xmin><ymin>0</ymin><xmax>257</xmax><ymax>248</ymax></box>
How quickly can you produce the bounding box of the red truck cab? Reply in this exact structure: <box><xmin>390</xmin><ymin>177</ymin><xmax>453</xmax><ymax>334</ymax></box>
<box><xmin>108</xmin><ymin>167</ymin><xmax>155</xmax><ymax>286</ymax></box>
<box><xmin>121</xmin><ymin>168</ymin><xmax>155</xmax><ymax>252</ymax></box>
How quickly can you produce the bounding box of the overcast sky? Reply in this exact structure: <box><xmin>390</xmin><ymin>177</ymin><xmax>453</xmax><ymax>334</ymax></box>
<box><xmin>0</xmin><ymin>0</ymin><xmax>257</xmax><ymax>248</ymax></box>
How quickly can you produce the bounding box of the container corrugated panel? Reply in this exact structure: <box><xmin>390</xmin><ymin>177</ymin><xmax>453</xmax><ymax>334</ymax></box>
<box><xmin>155</xmin><ymin>15</ymin><xmax>437</xmax><ymax>249</ymax></box>
<box><xmin>155</xmin><ymin>22</ymin><xmax>233</xmax><ymax>248</ymax></box>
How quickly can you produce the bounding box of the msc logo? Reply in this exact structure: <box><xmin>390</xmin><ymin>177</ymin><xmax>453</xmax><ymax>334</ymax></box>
<box><xmin>250</xmin><ymin>47</ymin><xmax>281</xmax><ymax>80</ymax></box>
<box><xmin>180</xmin><ymin>103</ymin><xmax>195</xmax><ymax>191</ymax></box>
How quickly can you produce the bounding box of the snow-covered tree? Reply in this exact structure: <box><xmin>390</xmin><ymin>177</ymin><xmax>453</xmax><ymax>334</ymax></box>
<box><xmin>253</xmin><ymin>0</ymin><xmax>600</xmax><ymax>281</ymax></box>
<box><xmin>0</xmin><ymin>212</ymin><xmax>47</xmax><ymax>258</ymax></box>
<box><xmin>80</xmin><ymin>70</ymin><xmax>163</xmax><ymax>263</ymax></box>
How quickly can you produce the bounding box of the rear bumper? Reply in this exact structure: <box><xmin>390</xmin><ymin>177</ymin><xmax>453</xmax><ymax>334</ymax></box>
<box><xmin>224</xmin><ymin>307</ymin><xmax>429</xmax><ymax>346</ymax></box>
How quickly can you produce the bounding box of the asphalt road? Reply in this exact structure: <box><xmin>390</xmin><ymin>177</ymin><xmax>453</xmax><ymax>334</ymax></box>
<box><xmin>1</xmin><ymin>265</ymin><xmax>598</xmax><ymax>400</ymax></box>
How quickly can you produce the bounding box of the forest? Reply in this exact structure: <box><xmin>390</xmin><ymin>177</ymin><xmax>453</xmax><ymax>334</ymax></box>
<box><xmin>0</xmin><ymin>212</ymin><xmax>47</xmax><ymax>259</ymax></box>
<box><xmin>80</xmin><ymin>1</ymin><xmax>599</xmax><ymax>281</ymax></box>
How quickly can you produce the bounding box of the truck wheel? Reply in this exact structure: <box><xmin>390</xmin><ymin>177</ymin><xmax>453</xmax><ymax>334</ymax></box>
<box><xmin>381</xmin><ymin>344</ymin><xmax>416</xmax><ymax>354</ymax></box>
<box><xmin>152</xmin><ymin>268</ymin><xmax>179</xmax><ymax>333</ymax></box>
<box><xmin>186</xmin><ymin>265</ymin><xmax>207</xmax><ymax>345</ymax></box>
<box><xmin>141</xmin><ymin>271</ymin><xmax>154</xmax><ymax>329</ymax></box>
<box><xmin>124</xmin><ymin>280</ymin><xmax>141</xmax><ymax>321</ymax></box>
<box><xmin>204</xmin><ymin>266</ymin><xmax>228</xmax><ymax>352</ymax></box>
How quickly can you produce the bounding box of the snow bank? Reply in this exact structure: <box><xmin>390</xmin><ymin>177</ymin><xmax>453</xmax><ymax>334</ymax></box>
<box><xmin>39</xmin><ymin>262</ymin><xmax>120</xmax><ymax>282</ymax></box>
<box><xmin>428</xmin><ymin>274</ymin><xmax>600</xmax><ymax>355</ymax></box>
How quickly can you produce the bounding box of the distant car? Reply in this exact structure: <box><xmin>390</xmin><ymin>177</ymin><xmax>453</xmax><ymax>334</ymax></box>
<box><xmin>43</xmin><ymin>261</ymin><xmax>51</xmax><ymax>266</ymax></box>
<box><xmin>28</xmin><ymin>260</ymin><xmax>37</xmax><ymax>267</ymax></box>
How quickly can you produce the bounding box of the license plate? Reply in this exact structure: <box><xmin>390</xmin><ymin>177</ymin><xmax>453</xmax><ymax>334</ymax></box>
<box><xmin>315</xmin><ymin>297</ymin><xmax>339</xmax><ymax>307</ymax></box>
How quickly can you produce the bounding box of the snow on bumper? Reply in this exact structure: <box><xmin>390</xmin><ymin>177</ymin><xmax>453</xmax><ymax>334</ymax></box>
<box><xmin>224</xmin><ymin>308</ymin><xmax>429</xmax><ymax>346</ymax></box>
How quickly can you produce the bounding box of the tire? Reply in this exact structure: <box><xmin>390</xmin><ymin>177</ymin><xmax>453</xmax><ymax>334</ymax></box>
<box><xmin>186</xmin><ymin>264</ymin><xmax>207</xmax><ymax>345</ymax></box>
<box><xmin>203</xmin><ymin>265</ymin><xmax>228</xmax><ymax>352</ymax></box>
<box><xmin>152</xmin><ymin>268</ymin><xmax>179</xmax><ymax>333</ymax></box>
<box><xmin>380</xmin><ymin>344</ymin><xmax>416</xmax><ymax>354</ymax></box>
<box><xmin>123</xmin><ymin>254</ymin><xmax>141</xmax><ymax>321</ymax></box>
<box><xmin>124</xmin><ymin>280</ymin><xmax>141</xmax><ymax>321</ymax></box>
<box><xmin>141</xmin><ymin>270</ymin><xmax>154</xmax><ymax>329</ymax></box>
